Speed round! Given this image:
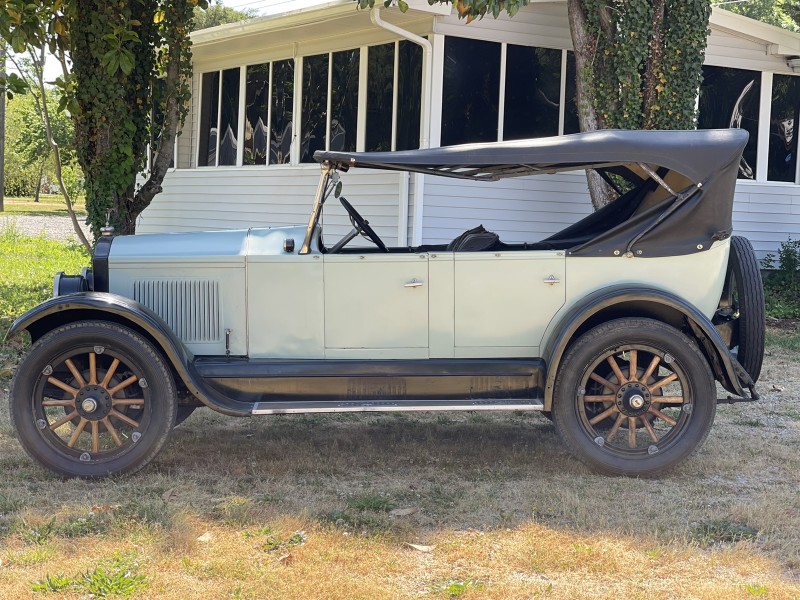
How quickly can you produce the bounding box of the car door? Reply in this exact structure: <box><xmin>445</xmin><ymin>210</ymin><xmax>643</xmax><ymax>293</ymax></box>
<box><xmin>453</xmin><ymin>250</ymin><xmax>566</xmax><ymax>357</ymax></box>
<box><xmin>323</xmin><ymin>253</ymin><xmax>430</xmax><ymax>358</ymax></box>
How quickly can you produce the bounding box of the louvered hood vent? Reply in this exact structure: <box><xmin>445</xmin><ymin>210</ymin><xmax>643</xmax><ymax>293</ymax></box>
<box><xmin>133</xmin><ymin>279</ymin><xmax>221</xmax><ymax>343</ymax></box>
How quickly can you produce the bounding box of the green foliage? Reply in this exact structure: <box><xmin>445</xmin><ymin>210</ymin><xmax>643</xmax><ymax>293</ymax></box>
<box><xmin>585</xmin><ymin>0</ymin><xmax>710</xmax><ymax>130</ymax></box>
<box><xmin>32</xmin><ymin>554</ymin><xmax>147</xmax><ymax>597</ymax></box>
<box><xmin>761</xmin><ymin>237</ymin><xmax>800</xmax><ymax>319</ymax></box>
<box><xmin>726</xmin><ymin>0</ymin><xmax>797</xmax><ymax>31</ymax></box>
<box><xmin>0</xmin><ymin>0</ymin><xmax>207</xmax><ymax>238</ymax></box>
<box><xmin>192</xmin><ymin>1</ymin><xmax>257</xmax><ymax>31</ymax></box>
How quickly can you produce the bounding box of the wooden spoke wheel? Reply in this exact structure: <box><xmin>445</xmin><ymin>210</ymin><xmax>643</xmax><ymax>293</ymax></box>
<box><xmin>553</xmin><ymin>318</ymin><xmax>716</xmax><ymax>477</ymax></box>
<box><xmin>10</xmin><ymin>321</ymin><xmax>176</xmax><ymax>478</ymax></box>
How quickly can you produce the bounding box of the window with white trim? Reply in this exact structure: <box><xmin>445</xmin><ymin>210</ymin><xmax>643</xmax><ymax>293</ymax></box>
<box><xmin>197</xmin><ymin>68</ymin><xmax>240</xmax><ymax>167</ymax></box>
<box><xmin>441</xmin><ymin>36</ymin><xmax>576</xmax><ymax>146</ymax></box>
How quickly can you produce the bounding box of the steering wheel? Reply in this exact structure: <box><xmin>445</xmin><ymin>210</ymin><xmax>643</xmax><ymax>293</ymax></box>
<box><xmin>339</xmin><ymin>196</ymin><xmax>388</xmax><ymax>252</ymax></box>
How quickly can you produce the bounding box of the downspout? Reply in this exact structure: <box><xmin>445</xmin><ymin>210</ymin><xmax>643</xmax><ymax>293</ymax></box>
<box><xmin>370</xmin><ymin>8</ymin><xmax>432</xmax><ymax>246</ymax></box>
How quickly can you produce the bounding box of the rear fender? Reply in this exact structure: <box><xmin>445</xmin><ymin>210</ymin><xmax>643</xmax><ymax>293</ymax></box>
<box><xmin>541</xmin><ymin>286</ymin><xmax>753</xmax><ymax>410</ymax></box>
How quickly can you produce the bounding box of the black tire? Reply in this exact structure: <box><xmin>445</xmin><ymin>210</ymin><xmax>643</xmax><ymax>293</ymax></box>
<box><xmin>9</xmin><ymin>321</ymin><xmax>177</xmax><ymax>478</ymax></box>
<box><xmin>719</xmin><ymin>236</ymin><xmax>765</xmax><ymax>382</ymax></box>
<box><xmin>552</xmin><ymin>318</ymin><xmax>716</xmax><ymax>477</ymax></box>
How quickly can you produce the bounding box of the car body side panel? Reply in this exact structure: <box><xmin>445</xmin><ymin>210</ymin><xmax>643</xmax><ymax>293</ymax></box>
<box><xmin>563</xmin><ymin>239</ymin><xmax>730</xmax><ymax>320</ymax></box>
<box><xmin>247</xmin><ymin>256</ymin><xmax>325</xmax><ymax>358</ymax></box>
<box><xmin>453</xmin><ymin>251</ymin><xmax>566</xmax><ymax>356</ymax></box>
<box><xmin>323</xmin><ymin>253</ymin><xmax>430</xmax><ymax>358</ymax></box>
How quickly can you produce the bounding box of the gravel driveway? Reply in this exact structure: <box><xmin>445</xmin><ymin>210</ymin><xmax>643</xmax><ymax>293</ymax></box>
<box><xmin>0</xmin><ymin>214</ymin><xmax>92</xmax><ymax>243</ymax></box>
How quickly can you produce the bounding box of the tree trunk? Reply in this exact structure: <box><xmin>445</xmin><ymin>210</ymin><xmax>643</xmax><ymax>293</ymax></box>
<box><xmin>643</xmin><ymin>0</ymin><xmax>666</xmax><ymax>129</ymax></box>
<box><xmin>567</xmin><ymin>0</ymin><xmax>615</xmax><ymax>211</ymax></box>
<box><xmin>36</xmin><ymin>48</ymin><xmax>91</xmax><ymax>251</ymax></box>
<box><xmin>34</xmin><ymin>160</ymin><xmax>45</xmax><ymax>202</ymax></box>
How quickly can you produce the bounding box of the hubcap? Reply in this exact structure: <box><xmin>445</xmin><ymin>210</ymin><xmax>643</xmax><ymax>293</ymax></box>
<box><xmin>81</xmin><ymin>398</ymin><xmax>98</xmax><ymax>413</ymax></box>
<box><xmin>615</xmin><ymin>381</ymin><xmax>652</xmax><ymax>417</ymax></box>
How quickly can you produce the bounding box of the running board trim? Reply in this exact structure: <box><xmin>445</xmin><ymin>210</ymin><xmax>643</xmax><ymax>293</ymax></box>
<box><xmin>251</xmin><ymin>399</ymin><xmax>545</xmax><ymax>415</ymax></box>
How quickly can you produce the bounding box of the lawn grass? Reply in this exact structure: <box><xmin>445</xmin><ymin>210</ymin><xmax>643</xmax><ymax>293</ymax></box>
<box><xmin>0</xmin><ymin>232</ymin><xmax>798</xmax><ymax>598</ymax></box>
<box><xmin>0</xmin><ymin>195</ymin><xmax>86</xmax><ymax>217</ymax></box>
<box><xmin>0</xmin><ymin>223</ymin><xmax>90</xmax><ymax>330</ymax></box>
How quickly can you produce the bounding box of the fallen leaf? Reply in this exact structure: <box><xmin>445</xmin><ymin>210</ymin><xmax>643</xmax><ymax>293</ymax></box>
<box><xmin>389</xmin><ymin>507</ymin><xmax>419</xmax><ymax>517</ymax></box>
<box><xmin>0</xmin><ymin>368</ymin><xmax>13</xmax><ymax>378</ymax></box>
<box><xmin>162</xmin><ymin>488</ymin><xmax>179</xmax><ymax>502</ymax></box>
<box><xmin>277</xmin><ymin>553</ymin><xmax>293</xmax><ymax>564</ymax></box>
<box><xmin>405</xmin><ymin>543</ymin><xmax>435</xmax><ymax>553</ymax></box>
<box><xmin>771</xmin><ymin>385</ymin><xmax>784</xmax><ymax>392</ymax></box>
<box><xmin>197</xmin><ymin>531</ymin><xmax>213</xmax><ymax>543</ymax></box>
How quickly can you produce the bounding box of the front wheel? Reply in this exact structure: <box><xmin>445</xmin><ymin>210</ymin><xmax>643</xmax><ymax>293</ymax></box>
<box><xmin>552</xmin><ymin>318</ymin><xmax>716</xmax><ymax>477</ymax></box>
<box><xmin>9</xmin><ymin>321</ymin><xmax>177</xmax><ymax>478</ymax></box>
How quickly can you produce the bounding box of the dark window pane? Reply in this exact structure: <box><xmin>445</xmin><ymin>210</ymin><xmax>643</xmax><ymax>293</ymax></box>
<box><xmin>396</xmin><ymin>40</ymin><xmax>422</xmax><ymax>151</ymax></box>
<box><xmin>564</xmin><ymin>51</ymin><xmax>579</xmax><ymax>135</ymax></box>
<box><xmin>244</xmin><ymin>63</ymin><xmax>269</xmax><ymax>166</ymax></box>
<box><xmin>330</xmin><ymin>49</ymin><xmax>360</xmax><ymax>152</ymax></box>
<box><xmin>271</xmin><ymin>59</ymin><xmax>294</xmax><ymax>165</ymax></box>
<box><xmin>301</xmin><ymin>53</ymin><xmax>329</xmax><ymax>163</ymax></box>
<box><xmin>441</xmin><ymin>36</ymin><xmax>500</xmax><ymax>146</ymax></box>
<box><xmin>699</xmin><ymin>65</ymin><xmax>760</xmax><ymax>179</ymax></box>
<box><xmin>504</xmin><ymin>45</ymin><xmax>561</xmax><ymax>140</ymax></box>
<box><xmin>367</xmin><ymin>43</ymin><xmax>394</xmax><ymax>152</ymax></box>
<box><xmin>769</xmin><ymin>74</ymin><xmax>800</xmax><ymax>182</ymax></box>
<box><xmin>218</xmin><ymin>67</ymin><xmax>240</xmax><ymax>166</ymax></box>
<box><xmin>198</xmin><ymin>71</ymin><xmax>219</xmax><ymax>166</ymax></box>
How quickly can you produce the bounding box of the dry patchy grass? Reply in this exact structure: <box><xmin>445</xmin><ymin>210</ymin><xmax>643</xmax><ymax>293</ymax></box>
<box><xmin>0</xmin><ymin>336</ymin><xmax>798</xmax><ymax>598</ymax></box>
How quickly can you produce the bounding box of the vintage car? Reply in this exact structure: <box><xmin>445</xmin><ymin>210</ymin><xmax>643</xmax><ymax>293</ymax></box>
<box><xmin>7</xmin><ymin>129</ymin><xmax>764</xmax><ymax>478</ymax></box>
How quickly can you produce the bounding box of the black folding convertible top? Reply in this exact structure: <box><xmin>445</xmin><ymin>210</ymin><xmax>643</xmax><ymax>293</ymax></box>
<box><xmin>314</xmin><ymin>129</ymin><xmax>747</xmax><ymax>184</ymax></box>
<box><xmin>313</xmin><ymin>129</ymin><xmax>748</xmax><ymax>257</ymax></box>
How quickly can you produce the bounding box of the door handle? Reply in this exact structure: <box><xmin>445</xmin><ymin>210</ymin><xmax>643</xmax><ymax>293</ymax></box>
<box><xmin>404</xmin><ymin>278</ymin><xmax>423</xmax><ymax>288</ymax></box>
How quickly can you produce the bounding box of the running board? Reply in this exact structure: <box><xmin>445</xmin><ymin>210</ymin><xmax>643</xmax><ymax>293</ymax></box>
<box><xmin>251</xmin><ymin>398</ymin><xmax>545</xmax><ymax>415</ymax></box>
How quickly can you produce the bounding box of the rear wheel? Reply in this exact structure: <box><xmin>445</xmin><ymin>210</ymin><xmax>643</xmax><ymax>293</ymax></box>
<box><xmin>553</xmin><ymin>318</ymin><xmax>716</xmax><ymax>477</ymax></box>
<box><xmin>9</xmin><ymin>321</ymin><xmax>176</xmax><ymax>478</ymax></box>
<box><xmin>716</xmin><ymin>236</ymin><xmax>765</xmax><ymax>382</ymax></box>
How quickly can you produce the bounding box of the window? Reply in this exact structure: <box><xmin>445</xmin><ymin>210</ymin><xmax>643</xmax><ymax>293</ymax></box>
<box><xmin>331</xmin><ymin>49</ymin><xmax>360</xmax><ymax>153</ymax></box>
<box><xmin>196</xmin><ymin>41</ymin><xmax>421</xmax><ymax>166</ymax></box>
<box><xmin>300</xmin><ymin>51</ymin><xmax>361</xmax><ymax>163</ymax></box>
<box><xmin>197</xmin><ymin>68</ymin><xmax>240</xmax><ymax>167</ymax></box>
<box><xmin>243</xmin><ymin>59</ymin><xmax>295</xmax><ymax>166</ymax></box>
<box><xmin>564</xmin><ymin>51</ymin><xmax>580</xmax><ymax>135</ymax></box>
<box><xmin>441</xmin><ymin>36</ymin><xmax>572</xmax><ymax>146</ymax></box>
<box><xmin>442</xmin><ymin>37</ymin><xmax>500</xmax><ymax>146</ymax></box>
<box><xmin>396</xmin><ymin>41</ymin><xmax>422</xmax><ymax>151</ymax></box>
<box><xmin>366</xmin><ymin>43</ymin><xmax>394</xmax><ymax>152</ymax></box>
<box><xmin>504</xmin><ymin>45</ymin><xmax>562</xmax><ymax>140</ymax></box>
<box><xmin>769</xmin><ymin>74</ymin><xmax>800</xmax><ymax>183</ymax></box>
<box><xmin>699</xmin><ymin>65</ymin><xmax>760</xmax><ymax>180</ymax></box>
<box><xmin>366</xmin><ymin>41</ymin><xmax>423</xmax><ymax>152</ymax></box>
<box><xmin>198</xmin><ymin>72</ymin><xmax>219</xmax><ymax>167</ymax></box>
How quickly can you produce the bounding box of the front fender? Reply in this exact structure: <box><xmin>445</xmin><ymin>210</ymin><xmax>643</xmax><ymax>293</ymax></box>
<box><xmin>6</xmin><ymin>293</ymin><xmax>251</xmax><ymax>416</ymax></box>
<box><xmin>541</xmin><ymin>285</ymin><xmax>754</xmax><ymax>410</ymax></box>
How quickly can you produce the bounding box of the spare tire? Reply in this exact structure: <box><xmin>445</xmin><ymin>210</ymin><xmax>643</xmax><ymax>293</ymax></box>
<box><xmin>715</xmin><ymin>236</ymin><xmax>765</xmax><ymax>382</ymax></box>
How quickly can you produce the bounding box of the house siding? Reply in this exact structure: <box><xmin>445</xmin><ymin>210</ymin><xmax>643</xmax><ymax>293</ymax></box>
<box><xmin>136</xmin><ymin>168</ymin><xmax>406</xmax><ymax>248</ymax></box>
<box><xmin>136</xmin><ymin>2</ymin><xmax>800</xmax><ymax>261</ymax></box>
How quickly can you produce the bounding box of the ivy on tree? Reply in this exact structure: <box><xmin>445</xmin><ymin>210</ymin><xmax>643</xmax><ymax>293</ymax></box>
<box><xmin>0</xmin><ymin>0</ymin><xmax>207</xmax><ymax>238</ymax></box>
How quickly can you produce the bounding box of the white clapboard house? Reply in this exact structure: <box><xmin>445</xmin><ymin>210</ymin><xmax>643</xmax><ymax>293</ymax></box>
<box><xmin>138</xmin><ymin>0</ymin><xmax>800</xmax><ymax>260</ymax></box>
